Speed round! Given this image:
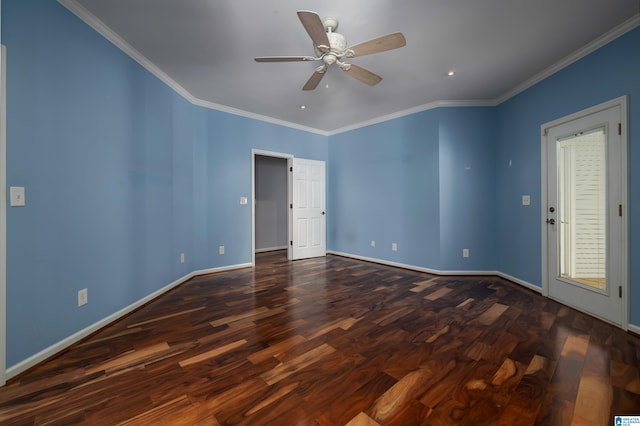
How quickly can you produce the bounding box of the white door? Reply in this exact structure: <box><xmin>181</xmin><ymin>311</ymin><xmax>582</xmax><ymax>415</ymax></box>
<box><xmin>291</xmin><ymin>158</ymin><xmax>326</xmax><ymax>260</ymax></box>
<box><xmin>543</xmin><ymin>98</ymin><xmax>627</xmax><ymax>327</ymax></box>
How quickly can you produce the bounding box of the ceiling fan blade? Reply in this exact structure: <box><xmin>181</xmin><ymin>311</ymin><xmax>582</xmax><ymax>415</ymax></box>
<box><xmin>302</xmin><ymin>67</ymin><xmax>327</xmax><ymax>90</ymax></box>
<box><xmin>297</xmin><ymin>11</ymin><xmax>331</xmax><ymax>51</ymax></box>
<box><xmin>255</xmin><ymin>56</ymin><xmax>317</xmax><ymax>62</ymax></box>
<box><xmin>343</xmin><ymin>64</ymin><xmax>382</xmax><ymax>86</ymax></box>
<box><xmin>349</xmin><ymin>32</ymin><xmax>406</xmax><ymax>57</ymax></box>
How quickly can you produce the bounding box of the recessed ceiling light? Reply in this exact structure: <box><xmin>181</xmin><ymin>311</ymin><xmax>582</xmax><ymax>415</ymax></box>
<box><xmin>447</xmin><ymin>71</ymin><xmax>455</xmax><ymax>76</ymax></box>
<box><xmin>300</xmin><ymin>105</ymin><xmax>306</xmax><ymax>110</ymax></box>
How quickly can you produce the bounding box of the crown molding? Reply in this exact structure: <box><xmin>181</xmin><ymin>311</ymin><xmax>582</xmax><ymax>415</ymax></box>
<box><xmin>57</xmin><ymin>0</ymin><xmax>330</xmax><ymax>137</ymax></box>
<box><xmin>189</xmin><ymin>97</ymin><xmax>329</xmax><ymax>136</ymax></box>
<box><xmin>496</xmin><ymin>13</ymin><xmax>640</xmax><ymax>105</ymax></box>
<box><xmin>327</xmin><ymin>99</ymin><xmax>497</xmax><ymax>135</ymax></box>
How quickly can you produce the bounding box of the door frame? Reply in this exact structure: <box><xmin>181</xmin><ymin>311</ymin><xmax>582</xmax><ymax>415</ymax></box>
<box><xmin>540</xmin><ymin>95</ymin><xmax>628</xmax><ymax>329</ymax></box>
<box><xmin>251</xmin><ymin>149</ymin><xmax>293</xmax><ymax>266</ymax></box>
<box><xmin>1</xmin><ymin>44</ymin><xmax>7</xmax><ymax>385</ymax></box>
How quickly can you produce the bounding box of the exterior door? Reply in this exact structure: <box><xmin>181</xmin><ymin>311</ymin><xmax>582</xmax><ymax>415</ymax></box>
<box><xmin>544</xmin><ymin>99</ymin><xmax>626</xmax><ymax>327</ymax></box>
<box><xmin>291</xmin><ymin>158</ymin><xmax>326</xmax><ymax>260</ymax></box>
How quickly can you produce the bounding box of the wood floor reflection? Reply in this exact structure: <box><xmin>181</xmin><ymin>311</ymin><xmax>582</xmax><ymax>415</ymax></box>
<box><xmin>1</xmin><ymin>251</ymin><xmax>639</xmax><ymax>425</ymax></box>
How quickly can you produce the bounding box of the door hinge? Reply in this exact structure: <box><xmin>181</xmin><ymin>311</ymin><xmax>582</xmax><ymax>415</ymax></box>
<box><xmin>619</xmin><ymin>204</ymin><xmax>622</xmax><ymax>217</ymax></box>
<box><xmin>290</xmin><ymin>166</ymin><xmax>293</xmax><ymax>172</ymax></box>
<box><xmin>290</xmin><ymin>240</ymin><xmax>293</xmax><ymax>246</ymax></box>
<box><xmin>618</xmin><ymin>123</ymin><xmax>622</xmax><ymax>135</ymax></box>
<box><xmin>619</xmin><ymin>286</ymin><xmax>622</xmax><ymax>298</ymax></box>
<box><xmin>290</xmin><ymin>203</ymin><xmax>293</xmax><ymax>209</ymax></box>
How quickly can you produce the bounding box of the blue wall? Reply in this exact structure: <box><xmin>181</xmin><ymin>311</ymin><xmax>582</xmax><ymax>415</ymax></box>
<box><xmin>2</xmin><ymin>0</ymin><xmax>326</xmax><ymax>367</ymax></box>
<box><xmin>2</xmin><ymin>0</ymin><xmax>639</xmax><ymax>370</ymax></box>
<box><xmin>328</xmin><ymin>107</ymin><xmax>498</xmax><ymax>272</ymax></box>
<box><xmin>329</xmin><ymin>112</ymin><xmax>440</xmax><ymax>267</ymax></box>
<box><xmin>438</xmin><ymin>107</ymin><xmax>497</xmax><ymax>270</ymax></box>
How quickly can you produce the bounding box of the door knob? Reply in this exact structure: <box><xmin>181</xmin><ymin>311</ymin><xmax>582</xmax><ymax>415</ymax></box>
<box><xmin>546</xmin><ymin>218</ymin><xmax>555</xmax><ymax>225</ymax></box>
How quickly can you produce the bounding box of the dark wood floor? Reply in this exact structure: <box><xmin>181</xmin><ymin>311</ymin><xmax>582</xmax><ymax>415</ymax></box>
<box><xmin>0</xmin><ymin>251</ymin><xmax>639</xmax><ymax>425</ymax></box>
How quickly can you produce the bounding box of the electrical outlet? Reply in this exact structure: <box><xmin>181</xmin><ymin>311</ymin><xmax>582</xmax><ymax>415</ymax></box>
<box><xmin>522</xmin><ymin>195</ymin><xmax>531</xmax><ymax>206</ymax></box>
<box><xmin>371</xmin><ymin>240</ymin><xmax>376</xmax><ymax>247</ymax></box>
<box><xmin>463</xmin><ymin>248</ymin><xmax>469</xmax><ymax>258</ymax></box>
<box><xmin>219</xmin><ymin>246</ymin><xmax>225</xmax><ymax>255</ymax></box>
<box><xmin>78</xmin><ymin>288</ymin><xmax>88</xmax><ymax>307</ymax></box>
<box><xmin>180</xmin><ymin>253</ymin><xmax>185</xmax><ymax>263</ymax></box>
<box><xmin>392</xmin><ymin>242</ymin><xmax>398</xmax><ymax>251</ymax></box>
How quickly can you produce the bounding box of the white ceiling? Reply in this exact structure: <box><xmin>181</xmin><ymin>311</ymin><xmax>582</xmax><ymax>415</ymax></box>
<box><xmin>61</xmin><ymin>0</ymin><xmax>639</xmax><ymax>134</ymax></box>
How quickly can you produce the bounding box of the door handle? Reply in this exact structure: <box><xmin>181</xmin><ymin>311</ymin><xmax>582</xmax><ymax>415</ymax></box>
<box><xmin>546</xmin><ymin>218</ymin><xmax>555</xmax><ymax>225</ymax></box>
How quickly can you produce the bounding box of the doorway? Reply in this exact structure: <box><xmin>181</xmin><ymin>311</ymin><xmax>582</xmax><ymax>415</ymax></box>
<box><xmin>251</xmin><ymin>149</ymin><xmax>293</xmax><ymax>265</ymax></box>
<box><xmin>251</xmin><ymin>150</ymin><xmax>326</xmax><ymax>265</ymax></box>
<box><xmin>254</xmin><ymin>155</ymin><xmax>289</xmax><ymax>254</ymax></box>
<box><xmin>542</xmin><ymin>96</ymin><xmax>628</xmax><ymax>328</ymax></box>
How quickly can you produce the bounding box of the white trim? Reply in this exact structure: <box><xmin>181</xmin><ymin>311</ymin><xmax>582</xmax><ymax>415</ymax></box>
<box><xmin>629</xmin><ymin>324</ymin><xmax>640</xmax><ymax>336</ymax></box>
<box><xmin>0</xmin><ymin>44</ymin><xmax>7</xmax><ymax>386</ymax></box>
<box><xmin>255</xmin><ymin>246</ymin><xmax>288</xmax><ymax>254</ymax></box>
<box><xmin>328</xmin><ymin>251</ymin><xmax>542</xmax><ymax>293</ymax></box>
<box><xmin>327</xmin><ymin>100</ymin><xmax>497</xmax><ymax>136</ymax></box>
<box><xmin>496</xmin><ymin>14</ymin><xmax>640</xmax><ymax>105</ymax></box>
<box><xmin>191</xmin><ymin>98</ymin><xmax>329</xmax><ymax>136</ymax></box>
<box><xmin>541</xmin><ymin>96</ymin><xmax>629</xmax><ymax>330</ymax></box>
<box><xmin>57</xmin><ymin>2</ymin><xmax>640</xmax><ymax>136</ymax></box>
<box><xmin>495</xmin><ymin>271</ymin><xmax>542</xmax><ymax>294</ymax></box>
<box><xmin>57</xmin><ymin>1</ymin><xmax>192</xmax><ymax>102</ymax></box>
<box><xmin>5</xmin><ymin>262</ymin><xmax>251</xmax><ymax>380</ymax></box>
<box><xmin>327</xmin><ymin>250</ymin><xmax>532</xmax><ymax>284</ymax></box>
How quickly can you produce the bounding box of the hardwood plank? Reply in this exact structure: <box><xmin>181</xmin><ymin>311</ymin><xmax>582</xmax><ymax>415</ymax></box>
<box><xmin>260</xmin><ymin>343</ymin><xmax>336</xmax><ymax>385</ymax></box>
<box><xmin>246</xmin><ymin>335</ymin><xmax>307</xmax><ymax>365</ymax></box>
<box><xmin>178</xmin><ymin>339</ymin><xmax>247</xmax><ymax>367</ymax></box>
<box><xmin>572</xmin><ymin>373</ymin><xmax>612</xmax><ymax>425</ymax></box>
<box><xmin>344</xmin><ymin>412</ymin><xmax>381</xmax><ymax>426</ymax></box>
<box><xmin>367</xmin><ymin>367</ymin><xmax>433</xmax><ymax>422</ymax></box>
<box><xmin>477</xmin><ymin>302</ymin><xmax>509</xmax><ymax>326</ymax></box>
<box><xmin>85</xmin><ymin>342</ymin><xmax>172</xmax><ymax>375</ymax></box>
<box><xmin>126</xmin><ymin>306</ymin><xmax>207</xmax><ymax>329</ymax></box>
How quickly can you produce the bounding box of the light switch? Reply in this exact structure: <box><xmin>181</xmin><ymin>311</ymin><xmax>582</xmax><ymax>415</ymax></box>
<box><xmin>10</xmin><ymin>186</ymin><xmax>25</xmax><ymax>207</ymax></box>
<box><xmin>522</xmin><ymin>195</ymin><xmax>530</xmax><ymax>206</ymax></box>
<box><xmin>240</xmin><ymin>197</ymin><xmax>248</xmax><ymax>205</ymax></box>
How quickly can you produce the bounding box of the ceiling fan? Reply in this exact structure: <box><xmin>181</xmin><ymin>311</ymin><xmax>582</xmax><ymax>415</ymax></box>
<box><xmin>254</xmin><ymin>11</ymin><xmax>406</xmax><ymax>90</ymax></box>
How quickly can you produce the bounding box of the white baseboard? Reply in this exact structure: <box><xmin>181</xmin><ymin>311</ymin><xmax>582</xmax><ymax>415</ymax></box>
<box><xmin>327</xmin><ymin>251</ymin><xmax>543</xmax><ymax>291</ymax></box>
<box><xmin>327</xmin><ymin>251</ymin><xmax>640</xmax><ymax>331</ymax></box>
<box><xmin>328</xmin><ymin>250</ymin><xmax>443</xmax><ymax>275</ymax></box>
<box><xmin>255</xmin><ymin>246</ymin><xmax>287</xmax><ymax>254</ymax></box>
<box><xmin>628</xmin><ymin>323</ymin><xmax>640</xmax><ymax>335</ymax></box>
<box><xmin>6</xmin><ymin>262</ymin><xmax>252</xmax><ymax>380</ymax></box>
<box><xmin>495</xmin><ymin>271</ymin><xmax>543</xmax><ymax>293</ymax></box>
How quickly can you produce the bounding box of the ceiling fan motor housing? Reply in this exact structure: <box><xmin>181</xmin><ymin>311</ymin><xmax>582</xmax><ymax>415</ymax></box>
<box><xmin>315</xmin><ymin>32</ymin><xmax>348</xmax><ymax>64</ymax></box>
